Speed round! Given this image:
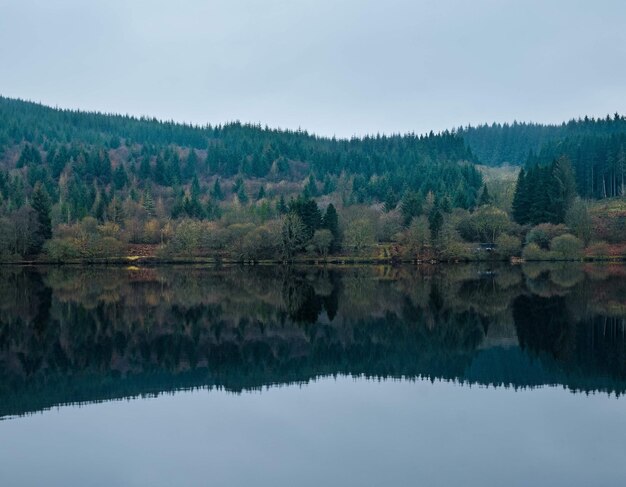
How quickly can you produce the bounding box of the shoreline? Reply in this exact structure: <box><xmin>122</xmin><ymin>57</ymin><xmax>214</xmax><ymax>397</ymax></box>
<box><xmin>2</xmin><ymin>255</ymin><xmax>626</xmax><ymax>267</ymax></box>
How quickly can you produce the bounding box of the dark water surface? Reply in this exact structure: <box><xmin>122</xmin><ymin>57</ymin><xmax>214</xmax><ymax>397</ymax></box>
<box><xmin>1</xmin><ymin>264</ymin><xmax>625</xmax><ymax>486</ymax></box>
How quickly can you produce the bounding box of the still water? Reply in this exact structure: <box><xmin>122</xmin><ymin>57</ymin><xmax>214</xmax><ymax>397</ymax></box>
<box><xmin>0</xmin><ymin>264</ymin><xmax>625</xmax><ymax>486</ymax></box>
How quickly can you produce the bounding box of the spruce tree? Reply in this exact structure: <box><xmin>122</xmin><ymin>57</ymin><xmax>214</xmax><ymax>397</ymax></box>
<box><xmin>304</xmin><ymin>174</ymin><xmax>318</xmax><ymax>197</ymax></box>
<box><xmin>142</xmin><ymin>188</ymin><xmax>156</xmax><ymax>216</ymax></box>
<box><xmin>383</xmin><ymin>190</ymin><xmax>397</xmax><ymax>212</ymax></box>
<box><xmin>478</xmin><ymin>184</ymin><xmax>492</xmax><ymax>206</ymax></box>
<box><xmin>400</xmin><ymin>191</ymin><xmax>423</xmax><ymax>226</ymax></box>
<box><xmin>211</xmin><ymin>178</ymin><xmax>224</xmax><ymax>200</ymax></box>
<box><xmin>139</xmin><ymin>156</ymin><xmax>152</xmax><ymax>180</ymax></box>
<box><xmin>184</xmin><ymin>150</ymin><xmax>199</xmax><ymax>181</ymax></box>
<box><xmin>277</xmin><ymin>195</ymin><xmax>288</xmax><ymax>214</ymax></box>
<box><xmin>191</xmin><ymin>175</ymin><xmax>201</xmax><ymax>199</ymax></box>
<box><xmin>237</xmin><ymin>184</ymin><xmax>249</xmax><ymax>205</ymax></box>
<box><xmin>30</xmin><ymin>182</ymin><xmax>52</xmax><ymax>252</ymax></box>
<box><xmin>428</xmin><ymin>208</ymin><xmax>443</xmax><ymax>240</ymax></box>
<box><xmin>154</xmin><ymin>156</ymin><xmax>166</xmax><ymax>185</ymax></box>
<box><xmin>551</xmin><ymin>156</ymin><xmax>577</xmax><ymax>222</ymax></box>
<box><xmin>439</xmin><ymin>195</ymin><xmax>452</xmax><ymax>213</ymax></box>
<box><xmin>113</xmin><ymin>164</ymin><xmax>128</xmax><ymax>190</ymax></box>
<box><xmin>110</xmin><ymin>197</ymin><xmax>125</xmax><ymax>225</ymax></box>
<box><xmin>322</xmin><ymin>203</ymin><xmax>340</xmax><ymax>251</ymax></box>
<box><xmin>289</xmin><ymin>197</ymin><xmax>321</xmax><ymax>240</ymax></box>
<box><xmin>512</xmin><ymin>169</ymin><xmax>530</xmax><ymax>224</ymax></box>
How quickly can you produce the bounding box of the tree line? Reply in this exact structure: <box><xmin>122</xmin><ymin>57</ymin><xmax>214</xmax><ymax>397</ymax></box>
<box><xmin>459</xmin><ymin>114</ymin><xmax>626</xmax><ymax>166</ymax></box>
<box><xmin>2</xmin><ymin>96</ymin><xmax>626</xmax><ymax>262</ymax></box>
<box><xmin>0</xmin><ymin>97</ymin><xmax>484</xmax><ymax>260</ymax></box>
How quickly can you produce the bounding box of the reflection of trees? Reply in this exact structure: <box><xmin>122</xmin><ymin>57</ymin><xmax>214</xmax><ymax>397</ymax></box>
<box><xmin>282</xmin><ymin>278</ymin><xmax>322</xmax><ymax>323</ymax></box>
<box><xmin>1</xmin><ymin>263</ymin><xmax>626</xmax><ymax>418</ymax></box>
<box><xmin>456</xmin><ymin>276</ymin><xmax>519</xmax><ymax>315</ymax></box>
<box><xmin>513</xmin><ymin>294</ymin><xmax>626</xmax><ymax>383</ymax></box>
<box><xmin>522</xmin><ymin>262</ymin><xmax>585</xmax><ymax>297</ymax></box>
<box><xmin>514</xmin><ymin>295</ymin><xmax>576</xmax><ymax>361</ymax></box>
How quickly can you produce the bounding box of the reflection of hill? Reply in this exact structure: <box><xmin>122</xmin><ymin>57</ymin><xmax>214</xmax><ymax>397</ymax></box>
<box><xmin>1</xmin><ymin>264</ymin><xmax>626</xmax><ymax>419</ymax></box>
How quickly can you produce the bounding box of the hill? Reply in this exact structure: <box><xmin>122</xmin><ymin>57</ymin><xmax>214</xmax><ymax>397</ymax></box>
<box><xmin>0</xmin><ymin>95</ymin><xmax>480</xmax><ymax>208</ymax></box>
<box><xmin>459</xmin><ymin>115</ymin><xmax>626</xmax><ymax>167</ymax></box>
<box><xmin>1</xmin><ymin>95</ymin><xmax>626</xmax><ymax>263</ymax></box>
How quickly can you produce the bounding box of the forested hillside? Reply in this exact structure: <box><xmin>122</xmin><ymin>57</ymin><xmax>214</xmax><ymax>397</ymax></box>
<box><xmin>460</xmin><ymin>115</ymin><xmax>626</xmax><ymax>166</ymax></box>
<box><xmin>0</xmin><ymin>95</ymin><xmax>480</xmax><ymax>205</ymax></box>
<box><xmin>0</xmin><ymin>96</ymin><xmax>484</xmax><ymax>260</ymax></box>
<box><xmin>527</xmin><ymin>133</ymin><xmax>626</xmax><ymax>199</ymax></box>
<box><xmin>1</xmin><ymin>95</ymin><xmax>626</xmax><ymax>263</ymax></box>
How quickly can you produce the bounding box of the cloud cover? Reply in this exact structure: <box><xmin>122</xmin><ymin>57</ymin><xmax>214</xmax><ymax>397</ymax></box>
<box><xmin>1</xmin><ymin>0</ymin><xmax>625</xmax><ymax>137</ymax></box>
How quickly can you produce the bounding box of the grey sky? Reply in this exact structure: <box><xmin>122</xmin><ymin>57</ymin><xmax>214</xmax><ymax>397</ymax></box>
<box><xmin>1</xmin><ymin>0</ymin><xmax>625</xmax><ymax>137</ymax></box>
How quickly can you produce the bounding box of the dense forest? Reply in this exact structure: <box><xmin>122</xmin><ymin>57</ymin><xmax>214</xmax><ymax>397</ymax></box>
<box><xmin>1</xmin><ymin>96</ymin><xmax>626</xmax><ymax>262</ymax></box>
<box><xmin>460</xmin><ymin>114</ymin><xmax>626</xmax><ymax>166</ymax></box>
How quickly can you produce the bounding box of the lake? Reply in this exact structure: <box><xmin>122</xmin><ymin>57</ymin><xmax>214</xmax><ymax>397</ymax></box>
<box><xmin>0</xmin><ymin>263</ymin><xmax>625</xmax><ymax>486</ymax></box>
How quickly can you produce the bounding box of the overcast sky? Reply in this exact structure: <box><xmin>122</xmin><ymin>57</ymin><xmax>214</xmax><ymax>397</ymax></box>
<box><xmin>1</xmin><ymin>0</ymin><xmax>625</xmax><ymax>137</ymax></box>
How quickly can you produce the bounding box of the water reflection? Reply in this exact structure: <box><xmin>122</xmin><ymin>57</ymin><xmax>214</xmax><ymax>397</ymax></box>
<box><xmin>1</xmin><ymin>263</ymin><xmax>625</xmax><ymax>419</ymax></box>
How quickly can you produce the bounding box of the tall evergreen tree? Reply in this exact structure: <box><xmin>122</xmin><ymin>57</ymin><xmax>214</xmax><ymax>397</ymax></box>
<box><xmin>512</xmin><ymin>169</ymin><xmax>530</xmax><ymax>224</ymax></box>
<box><xmin>478</xmin><ymin>184</ymin><xmax>492</xmax><ymax>206</ymax></box>
<box><xmin>303</xmin><ymin>174</ymin><xmax>318</xmax><ymax>198</ymax></box>
<box><xmin>211</xmin><ymin>178</ymin><xmax>224</xmax><ymax>200</ymax></box>
<box><xmin>139</xmin><ymin>156</ymin><xmax>152</xmax><ymax>180</ymax></box>
<box><xmin>551</xmin><ymin>156</ymin><xmax>577</xmax><ymax>222</ymax></box>
<box><xmin>30</xmin><ymin>182</ymin><xmax>52</xmax><ymax>252</ymax></box>
<box><xmin>237</xmin><ymin>183</ymin><xmax>249</xmax><ymax>205</ymax></box>
<box><xmin>383</xmin><ymin>190</ymin><xmax>397</xmax><ymax>213</ymax></box>
<box><xmin>322</xmin><ymin>203</ymin><xmax>340</xmax><ymax>251</ymax></box>
<box><xmin>142</xmin><ymin>188</ymin><xmax>156</xmax><ymax>216</ymax></box>
<box><xmin>289</xmin><ymin>197</ymin><xmax>321</xmax><ymax>240</ymax></box>
<box><xmin>113</xmin><ymin>164</ymin><xmax>128</xmax><ymax>190</ymax></box>
<box><xmin>184</xmin><ymin>149</ymin><xmax>199</xmax><ymax>181</ymax></box>
<box><xmin>428</xmin><ymin>208</ymin><xmax>443</xmax><ymax>241</ymax></box>
<box><xmin>400</xmin><ymin>191</ymin><xmax>423</xmax><ymax>226</ymax></box>
<box><xmin>277</xmin><ymin>195</ymin><xmax>288</xmax><ymax>214</ymax></box>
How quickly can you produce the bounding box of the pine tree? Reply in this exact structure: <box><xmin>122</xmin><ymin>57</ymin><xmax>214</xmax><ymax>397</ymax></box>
<box><xmin>551</xmin><ymin>156</ymin><xmax>577</xmax><ymax>222</ymax></box>
<box><xmin>400</xmin><ymin>191</ymin><xmax>422</xmax><ymax>226</ymax></box>
<box><xmin>237</xmin><ymin>184</ymin><xmax>249</xmax><ymax>205</ymax></box>
<box><xmin>184</xmin><ymin>150</ymin><xmax>199</xmax><ymax>181</ymax></box>
<box><xmin>191</xmin><ymin>175</ymin><xmax>201</xmax><ymax>199</ymax></box>
<box><xmin>165</xmin><ymin>153</ymin><xmax>181</xmax><ymax>185</ymax></box>
<box><xmin>439</xmin><ymin>195</ymin><xmax>452</xmax><ymax>213</ymax></box>
<box><xmin>277</xmin><ymin>195</ymin><xmax>288</xmax><ymax>214</ymax></box>
<box><xmin>289</xmin><ymin>197</ymin><xmax>321</xmax><ymax>240</ymax></box>
<box><xmin>618</xmin><ymin>145</ymin><xmax>626</xmax><ymax>195</ymax></box>
<box><xmin>322</xmin><ymin>175</ymin><xmax>335</xmax><ymax>194</ymax></box>
<box><xmin>184</xmin><ymin>194</ymin><xmax>205</xmax><ymax>219</ymax></box>
<box><xmin>478</xmin><ymin>184</ymin><xmax>492</xmax><ymax>206</ymax></box>
<box><xmin>303</xmin><ymin>174</ymin><xmax>318</xmax><ymax>198</ymax></box>
<box><xmin>154</xmin><ymin>156</ymin><xmax>166</xmax><ymax>185</ymax></box>
<box><xmin>322</xmin><ymin>203</ymin><xmax>340</xmax><ymax>252</ymax></box>
<box><xmin>139</xmin><ymin>156</ymin><xmax>152</xmax><ymax>180</ymax></box>
<box><xmin>428</xmin><ymin>208</ymin><xmax>443</xmax><ymax>241</ymax></box>
<box><xmin>142</xmin><ymin>188</ymin><xmax>156</xmax><ymax>216</ymax></box>
<box><xmin>512</xmin><ymin>169</ymin><xmax>530</xmax><ymax>224</ymax></box>
<box><xmin>109</xmin><ymin>197</ymin><xmax>125</xmax><ymax>225</ymax></box>
<box><xmin>211</xmin><ymin>178</ymin><xmax>224</xmax><ymax>200</ymax></box>
<box><xmin>113</xmin><ymin>164</ymin><xmax>128</xmax><ymax>190</ymax></box>
<box><xmin>205</xmin><ymin>198</ymin><xmax>221</xmax><ymax>221</ymax></box>
<box><xmin>30</xmin><ymin>182</ymin><xmax>52</xmax><ymax>252</ymax></box>
<box><xmin>94</xmin><ymin>190</ymin><xmax>108</xmax><ymax>222</ymax></box>
<box><xmin>383</xmin><ymin>190</ymin><xmax>397</xmax><ymax>212</ymax></box>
